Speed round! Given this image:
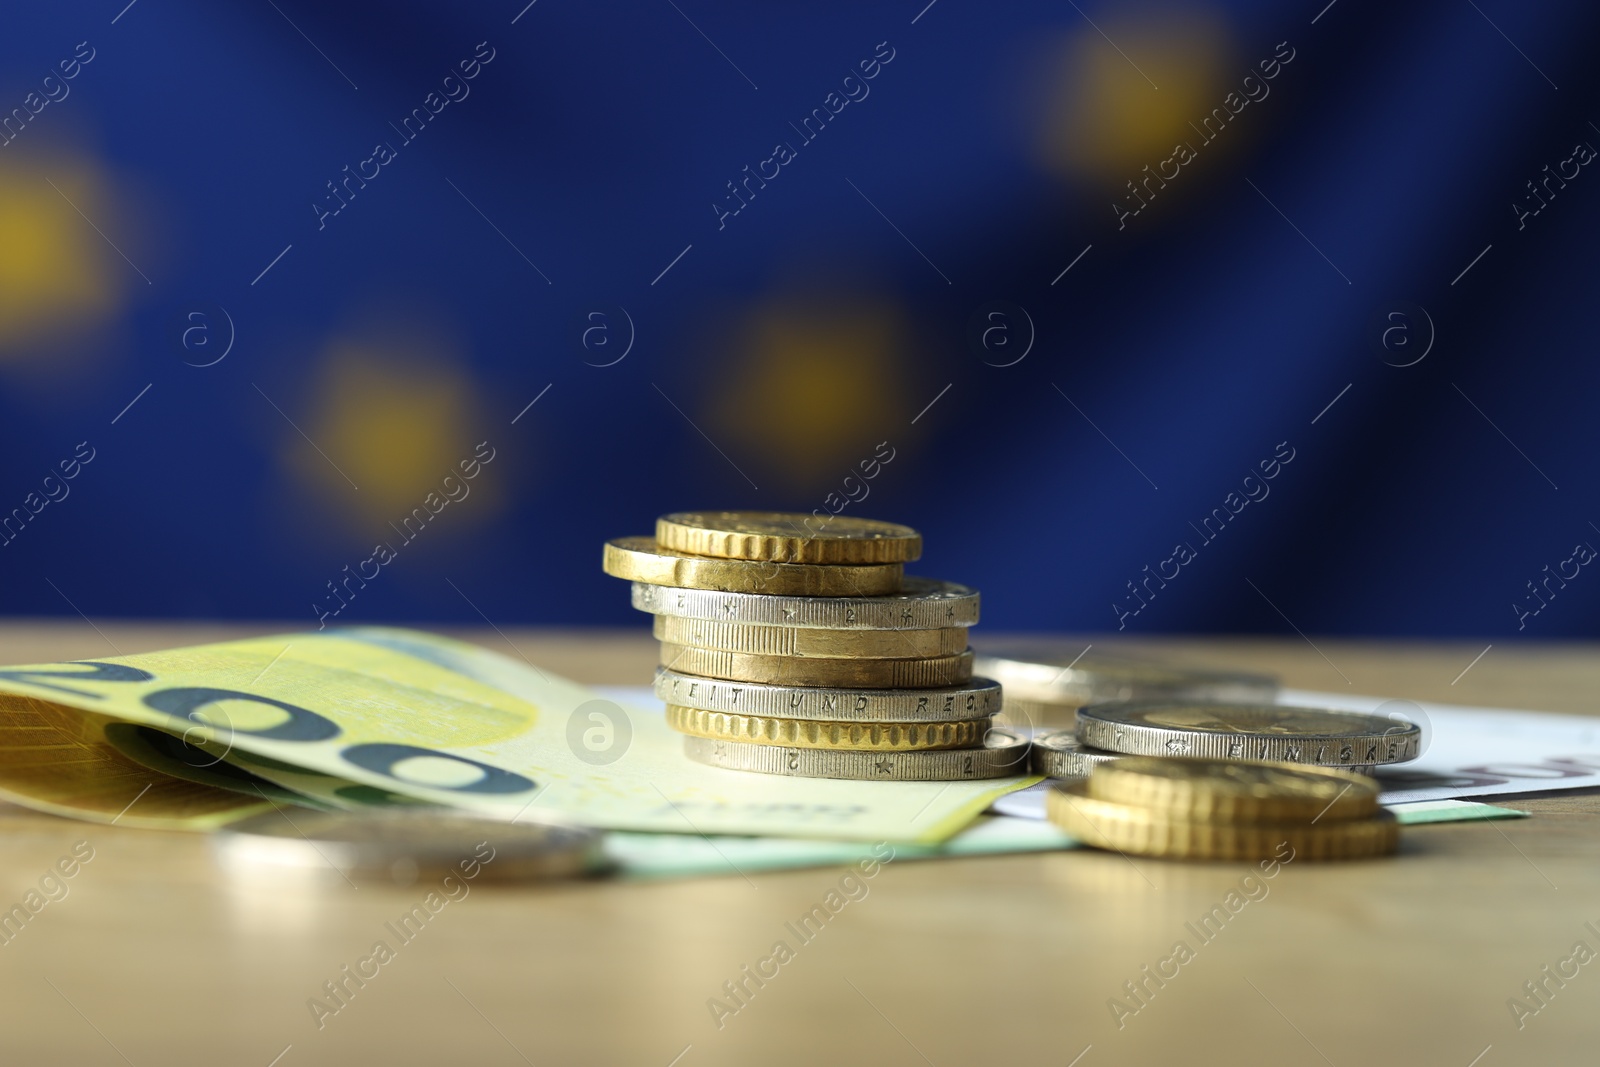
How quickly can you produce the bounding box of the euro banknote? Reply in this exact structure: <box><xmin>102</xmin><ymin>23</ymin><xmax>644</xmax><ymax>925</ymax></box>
<box><xmin>0</xmin><ymin>627</ymin><xmax>1036</xmax><ymax>841</ymax></box>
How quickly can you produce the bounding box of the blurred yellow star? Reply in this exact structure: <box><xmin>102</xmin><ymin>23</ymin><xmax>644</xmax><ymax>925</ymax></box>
<box><xmin>1037</xmin><ymin>9</ymin><xmax>1234</xmax><ymax>183</ymax></box>
<box><xmin>0</xmin><ymin>156</ymin><xmax>128</xmax><ymax>359</ymax></box>
<box><xmin>283</xmin><ymin>326</ymin><xmax>500</xmax><ymax>531</ymax></box>
<box><xmin>711</xmin><ymin>296</ymin><xmax>910</xmax><ymax>491</ymax></box>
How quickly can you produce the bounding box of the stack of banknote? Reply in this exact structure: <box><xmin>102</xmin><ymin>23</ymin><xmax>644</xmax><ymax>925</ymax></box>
<box><xmin>603</xmin><ymin>511</ymin><xmax>1028</xmax><ymax>780</ymax></box>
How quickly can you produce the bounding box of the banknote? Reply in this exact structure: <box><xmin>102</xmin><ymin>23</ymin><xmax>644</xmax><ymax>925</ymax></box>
<box><xmin>0</xmin><ymin>627</ymin><xmax>1037</xmax><ymax>841</ymax></box>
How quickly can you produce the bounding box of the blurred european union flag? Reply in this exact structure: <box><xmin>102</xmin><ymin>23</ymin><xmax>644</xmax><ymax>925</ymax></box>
<box><xmin>1</xmin><ymin>0</ymin><xmax>1596</xmax><ymax>640</ymax></box>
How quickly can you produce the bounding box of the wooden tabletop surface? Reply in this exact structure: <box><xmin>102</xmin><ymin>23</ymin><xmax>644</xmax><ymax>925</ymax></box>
<box><xmin>1</xmin><ymin>621</ymin><xmax>1596</xmax><ymax>1066</ymax></box>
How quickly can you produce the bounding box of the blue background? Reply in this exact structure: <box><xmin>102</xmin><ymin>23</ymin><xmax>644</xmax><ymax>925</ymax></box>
<box><xmin>1</xmin><ymin>0</ymin><xmax>1596</xmax><ymax>638</ymax></box>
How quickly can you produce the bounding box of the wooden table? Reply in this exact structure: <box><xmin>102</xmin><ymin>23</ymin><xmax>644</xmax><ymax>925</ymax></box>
<box><xmin>1</xmin><ymin>622</ymin><xmax>1596</xmax><ymax>1066</ymax></box>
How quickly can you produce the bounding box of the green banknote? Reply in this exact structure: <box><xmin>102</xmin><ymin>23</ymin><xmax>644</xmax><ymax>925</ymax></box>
<box><xmin>0</xmin><ymin>627</ymin><xmax>1036</xmax><ymax>841</ymax></box>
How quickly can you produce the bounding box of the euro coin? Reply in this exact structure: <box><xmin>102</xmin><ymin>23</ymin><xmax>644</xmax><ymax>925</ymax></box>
<box><xmin>603</xmin><ymin>536</ymin><xmax>903</xmax><ymax>596</ymax></box>
<box><xmin>1030</xmin><ymin>730</ymin><xmax>1122</xmax><ymax>778</ymax></box>
<box><xmin>633</xmin><ymin>576</ymin><xmax>979</xmax><ymax>629</ymax></box>
<box><xmin>661</xmin><ymin>643</ymin><xmax>974</xmax><ymax>688</ymax></box>
<box><xmin>1076</xmin><ymin>702</ymin><xmax>1421</xmax><ymax>766</ymax></box>
<box><xmin>974</xmin><ymin>643</ymin><xmax>1278</xmax><ymax>708</ymax></box>
<box><xmin>212</xmin><ymin>809</ymin><xmax>607</xmax><ymax>884</ymax></box>
<box><xmin>683</xmin><ymin>729</ymin><xmax>1031</xmax><ymax>781</ymax></box>
<box><xmin>653</xmin><ymin>616</ymin><xmax>969</xmax><ymax>659</ymax></box>
<box><xmin>1046</xmin><ymin>781</ymin><xmax>1400</xmax><ymax>861</ymax></box>
<box><xmin>1087</xmin><ymin>757</ymin><xmax>1380</xmax><ymax>822</ymax></box>
<box><xmin>996</xmin><ymin>697</ymin><xmax>1086</xmax><ymax>730</ymax></box>
<box><xmin>664</xmin><ymin>705</ymin><xmax>990</xmax><ymax>751</ymax></box>
<box><xmin>656</xmin><ymin>511</ymin><xmax>921</xmax><ymax>564</ymax></box>
<box><xmin>653</xmin><ymin>669</ymin><xmax>1003</xmax><ymax>722</ymax></box>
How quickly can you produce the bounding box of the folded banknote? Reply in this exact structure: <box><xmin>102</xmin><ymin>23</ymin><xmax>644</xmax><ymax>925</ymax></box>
<box><xmin>0</xmin><ymin>627</ymin><xmax>1036</xmax><ymax>842</ymax></box>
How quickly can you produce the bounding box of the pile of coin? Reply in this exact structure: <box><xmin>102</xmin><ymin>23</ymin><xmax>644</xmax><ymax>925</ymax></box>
<box><xmin>975</xmin><ymin>642</ymin><xmax>1280</xmax><ymax>729</ymax></box>
<box><xmin>603</xmin><ymin>511</ymin><xmax>1028</xmax><ymax>780</ymax></box>
<box><xmin>1031</xmin><ymin>701</ymin><xmax>1423</xmax><ymax>779</ymax></box>
<box><xmin>1047</xmin><ymin>756</ymin><xmax>1401</xmax><ymax>861</ymax></box>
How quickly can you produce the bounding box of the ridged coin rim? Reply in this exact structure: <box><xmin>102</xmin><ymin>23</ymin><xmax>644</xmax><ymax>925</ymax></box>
<box><xmin>656</xmin><ymin>511</ymin><xmax>922</xmax><ymax>564</ymax></box>
<box><xmin>1045</xmin><ymin>782</ymin><xmax>1400</xmax><ymax>861</ymax></box>
<box><xmin>653</xmin><ymin>616</ymin><xmax>969</xmax><ymax>659</ymax></box>
<box><xmin>661</xmin><ymin>644</ymin><xmax>974</xmax><ymax>688</ymax></box>
<box><xmin>665</xmin><ymin>705</ymin><xmax>991</xmax><ymax>750</ymax></box>
<box><xmin>631</xmin><ymin>576</ymin><xmax>979</xmax><ymax>629</ymax></box>
<box><xmin>682</xmin><ymin>730</ymin><xmax>1032</xmax><ymax>781</ymax></box>
<box><xmin>1075</xmin><ymin>702</ymin><xmax>1421</xmax><ymax>766</ymax></box>
<box><xmin>653</xmin><ymin>669</ymin><xmax>1003</xmax><ymax>722</ymax></box>
<box><xmin>602</xmin><ymin>536</ymin><xmax>903</xmax><ymax>596</ymax></box>
<box><xmin>1086</xmin><ymin>756</ymin><xmax>1380</xmax><ymax>822</ymax></box>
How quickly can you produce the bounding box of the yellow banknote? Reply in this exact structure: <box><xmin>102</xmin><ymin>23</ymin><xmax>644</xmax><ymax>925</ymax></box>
<box><xmin>0</xmin><ymin>628</ymin><xmax>1036</xmax><ymax>841</ymax></box>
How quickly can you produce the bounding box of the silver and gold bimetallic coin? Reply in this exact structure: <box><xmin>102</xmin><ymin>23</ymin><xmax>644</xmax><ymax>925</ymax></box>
<box><xmin>653</xmin><ymin>668</ymin><xmax>1003</xmax><ymax>722</ymax></box>
<box><xmin>1076</xmin><ymin>702</ymin><xmax>1421</xmax><ymax>767</ymax></box>
<box><xmin>653</xmin><ymin>616</ymin><xmax>969</xmax><ymax>659</ymax></box>
<box><xmin>660</xmin><ymin>643</ymin><xmax>974</xmax><ymax>688</ymax></box>
<box><xmin>683</xmin><ymin>729</ymin><xmax>1031</xmax><ymax>781</ymax></box>
<box><xmin>632</xmin><ymin>576</ymin><xmax>979</xmax><ymax>629</ymax></box>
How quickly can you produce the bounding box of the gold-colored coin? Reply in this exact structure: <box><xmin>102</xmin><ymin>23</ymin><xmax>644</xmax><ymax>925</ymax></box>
<box><xmin>664</xmin><ymin>705</ymin><xmax>989</xmax><ymax>751</ymax></box>
<box><xmin>656</xmin><ymin>511</ymin><xmax>922</xmax><ymax>564</ymax></box>
<box><xmin>1087</xmin><ymin>757</ymin><xmax>1380</xmax><ymax>823</ymax></box>
<box><xmin>602</xmin><ymin>536</ymin><xmax>903</xmax><ymax>596</ymax></box>
<box><xmin>1046</xmin><ymin>782</ymin><xmax>1399</xmax><ymax>862</ymax></box>
<box><xmin>660</xmin><ymin>643</ymin><xmax>973</xmax><ymax>688</ymax></box>
<box><xmin>653</xmin><ymin>616</ymin><xmax>969</xmax><ymax>659</ymax></box>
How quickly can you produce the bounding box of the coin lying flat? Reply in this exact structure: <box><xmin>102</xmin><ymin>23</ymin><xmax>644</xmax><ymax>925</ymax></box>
<box><xmin>603</xmin><ymin>536</ymin><xmax>904</xmax><ymax>596</ymax></box>
<box><xmin>974</xmin><ymin>643</ymin><xmax>1279</xmax><ymax>708</ymax></box>
<box><xmin>1076</xmin><ymin>702</ymin><xmax>1421</xmax><ymax>766</ymax></box>
<box><xmin>665</xmin><ymin>705</ymin><xmax>989</xmax><ymax>751</ymax></box>
<box><xmin>683</xmin><ymin>729</ymin><xmax>1031</xmax><ymax>781</ymax></box>
<box><xmin>661</xmin><ymin>643</ymin><xmax>974</xmax><ymax>688</ymax></box>
<box><xmin>997</xmin><ymin>698</ymin><xmax>1090</xmax><ymax>729</ymax></box>
<box><xmin>653</xmin><ymin>616</ymin><xmax>969</xmax><ymax>659</ymax></box>
<box><xmin>1030</xmin><ymin>731</ymin><xmax>1122</xmax><ymax>778</ymax></box>
<box><xmin>1088</xmin><ymin>756</ymin><xmax>1380</xmax><ymax>822</ymax></box>
<box><xmin>654</xmin><ymin>669</ymin><xmax>1003</xmax><ymax>722</ymax></box>
<box><xmin>212</xmin><ymin>809</ymin><xmax>607</xmax><ymax>883</ymax></box>
<box><xmin>632</xmin><ymin>576</ymin><xmax>979</xmax><ymax>629</ymax></box>
<box><xmin>1046</xmin><ymin>781</ymin><xmax>1399</xmax><ymax>861</ymax></box>
<box><xmin>657</xmin><ymin>511</ymin><xmax>922</xmax><ymax>564</ymax></box>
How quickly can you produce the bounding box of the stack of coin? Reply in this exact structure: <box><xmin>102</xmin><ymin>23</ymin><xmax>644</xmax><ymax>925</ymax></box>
<box><xmin>603</xmin><ymin>511</ymin><xmax>1028</xmax><ymax>780</ymax></box>
<box><xmin>974</xmin><ymin>641</ymin><xmax>1280</xmax><ymax>729</ymax></box>
<box><xmin>1047</xmin><ymin>756</ymin><xmax>1400</xmax><ymax>861</ymax></box>
<box><xmin>1032</xmin><ymin>701</ymin><xmax>1422</xmax><ymax>779</ymax></box>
